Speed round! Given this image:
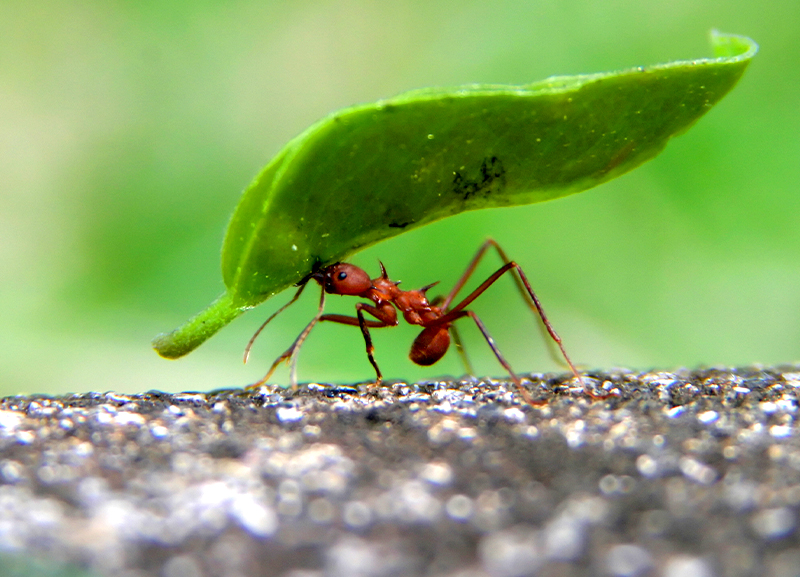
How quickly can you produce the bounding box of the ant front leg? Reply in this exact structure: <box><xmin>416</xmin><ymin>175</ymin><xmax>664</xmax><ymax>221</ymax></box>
<box><xmin>243</xmin><ymin>280</ymin><xmax>311</xmax><ymax>364</ymax></box>
<box><xmin>246</xmin><ymin>287</ymin><xmax>327</xmax><ymax>391</ymax></box>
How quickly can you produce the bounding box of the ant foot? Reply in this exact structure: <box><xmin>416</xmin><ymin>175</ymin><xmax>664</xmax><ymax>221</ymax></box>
<box><xmin>575</xmin><ymin>377</ymin><xmax>620</xmax><ymax>401</ymax></box>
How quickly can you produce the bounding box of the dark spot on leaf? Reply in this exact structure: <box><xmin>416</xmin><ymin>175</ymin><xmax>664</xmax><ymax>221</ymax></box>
<box><xmin>452</xmin><ymin>156</ymin><xmax>506</xmax><ymax>201</ymax></box>
<box><xmin>389</xmin><ymin>221</ymin><xmax>411</xmax><ymax>229</ymax></box>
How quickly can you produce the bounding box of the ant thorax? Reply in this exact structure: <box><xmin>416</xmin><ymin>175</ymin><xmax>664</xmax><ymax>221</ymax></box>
<box><xmin>368</xmin><ymin>277</ymin><xmax>399</xmax><ymax>301</ymax></box>
<box><xmin>392</xmin><ymin>289</ymin><xmax>439</xmax><ymax>326</ymax></box>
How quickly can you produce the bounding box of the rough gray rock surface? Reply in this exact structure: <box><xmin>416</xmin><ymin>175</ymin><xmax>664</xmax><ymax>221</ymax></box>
<box><xmin>1</xmin><ymin>366</ymin><xmax>800</xmax><ymax>577</ymax></box>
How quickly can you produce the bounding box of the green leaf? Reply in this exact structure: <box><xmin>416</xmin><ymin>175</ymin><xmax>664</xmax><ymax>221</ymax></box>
<box><xmin>153</xmin><ymin>31</ymin><xmax>757</xmax><ymax>359</ymax></box>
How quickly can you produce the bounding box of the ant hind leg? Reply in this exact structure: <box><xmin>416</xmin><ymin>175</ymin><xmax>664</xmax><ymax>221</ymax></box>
<box><xmin>463</xmin><ymin>310</ymin><xmax>541</xmax><ymax>406</ymax></box>
<box><xmin>449</xmin><ymin>324</ymin><xmax>475</xmax><ymax>377</ymax></box>
<box><xmin>442</xmin><ymin>239</ymin><xmax>576</xmax><ymax>376</ymax></box>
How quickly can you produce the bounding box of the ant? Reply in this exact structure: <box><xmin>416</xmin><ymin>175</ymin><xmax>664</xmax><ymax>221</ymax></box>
<box><xmin>244</xmin><ymin>239</ymin><xmax>586</xmax><ymax>404</ymax></box>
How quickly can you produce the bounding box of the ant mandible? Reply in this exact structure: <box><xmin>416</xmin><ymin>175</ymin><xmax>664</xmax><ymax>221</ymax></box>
<box><xmin>244</xmin><ymin>239</ymin><xmax>585</xmax><ymax>404</ymax></box>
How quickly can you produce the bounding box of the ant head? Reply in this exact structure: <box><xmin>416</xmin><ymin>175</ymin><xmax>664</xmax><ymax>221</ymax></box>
<box><xmin>317</xmin><ymin>263</ymin><xmax>372</xmax><ymax>295</ymax></box>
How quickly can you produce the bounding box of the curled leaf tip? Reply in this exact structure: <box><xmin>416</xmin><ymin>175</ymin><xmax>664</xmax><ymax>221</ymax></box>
<box><xmin>709</xmin><ymin>30</ymin><xmax>759</xmax><ymax>60</ymax></box>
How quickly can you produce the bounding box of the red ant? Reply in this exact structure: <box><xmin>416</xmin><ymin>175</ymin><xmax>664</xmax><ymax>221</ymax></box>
<box><xmin>244</xmin><ymin>239</ymin><xmax>585</xmax><ymax>404</ymax></box>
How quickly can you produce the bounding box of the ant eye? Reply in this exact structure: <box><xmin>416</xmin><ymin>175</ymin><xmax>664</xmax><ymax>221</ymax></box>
<box><xmin>337</xmin><ymin>272</ymin><xmax>347</xmax><ymax>281</ymax></box>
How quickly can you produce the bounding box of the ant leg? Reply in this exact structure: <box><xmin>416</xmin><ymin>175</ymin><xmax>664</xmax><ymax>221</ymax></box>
<box><xmin>246</xmin><ymin>287</ymin><xmax>327</xmax><ymax>390</ymax></box>
<box><xmin>311</xmin><ymin>308</ymin><xmax>396</xmax><ymax>385</ymax></box>
<box><xmin>431</xmin><ymin>294</ymin><xmax>474</xmax><ymax>376</ymax></box>
<box><xmin>355</xmin><ymin>304</ymin><xmax>384</xmax><ymax>384</ymax></box>
<box><xmin>244</xmin><ymin>281</ymin><xmax>310</xmax><ymax>363</ymax></box>
<box><xmin>462</xmin><ymin>310</ymin><xmax>540</xmax><ymax>406</ymax></box>
<box><xmin>324</xmin><ymin>303</ymin><xmax>395</xmax><ymax>385</ymax></box>
<box><xmin>441</xmin><ymin>239</ymin><xmax>565</xmax><ymax>368</ymax></box>
<box><xmin>441</xmin><ymin>239</ymin><xmax>498</xmax><ymax>310</ymax></box>
<box><xmin>287</xmin><ymin>288</ymin><xmax>329</xmax><ymax>387</ymax></box>
<box><xmin>246</xmin><ymin>347</ymin><xmax>293</xmax><ymax>391</ymax></box>
<box><xmin>437</xmin><ymin>262</ymin><xmax>585</xmax><ymax>388</ymax></box>
<box><xmin>504</xmin><ymin>264</ymin><xmax>584</xmax><ymax>386</ymax></box>
<box><xmin>449</xmin><ymin>324</ymin><xmax>475</xmax><ymax>376</ymax></box>
<box><xmin>317</xmin><ymin>314</ymin><xmax>388</xmax><ymax>329</ymax></box>
<box><xmin>442</xmin><ymin>238</ymin><xmax>520</xmax><ymax>310</ymax></box>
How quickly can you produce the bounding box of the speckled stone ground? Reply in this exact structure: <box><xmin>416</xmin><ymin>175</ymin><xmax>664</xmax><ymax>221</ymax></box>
<box><xmin>2</xmin><ymin>366</ymin><xmax>800</xmax><ymax>577</ymax></box>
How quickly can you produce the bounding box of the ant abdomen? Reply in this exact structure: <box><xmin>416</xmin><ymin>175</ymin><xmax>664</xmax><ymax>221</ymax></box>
<box><xmin>410</xmin><ymin>325</ymin><xmax>450</xmax><ymax>366</ymax></box>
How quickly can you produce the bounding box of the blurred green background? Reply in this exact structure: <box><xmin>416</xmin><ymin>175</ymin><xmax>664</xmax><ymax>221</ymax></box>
<box><xmin>1</xmin><ymin>1</ymin><xmax>797</xmax><ymax>396</ymax></box>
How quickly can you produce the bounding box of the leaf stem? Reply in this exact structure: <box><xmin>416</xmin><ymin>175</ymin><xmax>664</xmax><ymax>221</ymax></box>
<box><xmin>152</xmin><ymin>293</ymin><xmax>245</xmax><ymax>359</ymax></box>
